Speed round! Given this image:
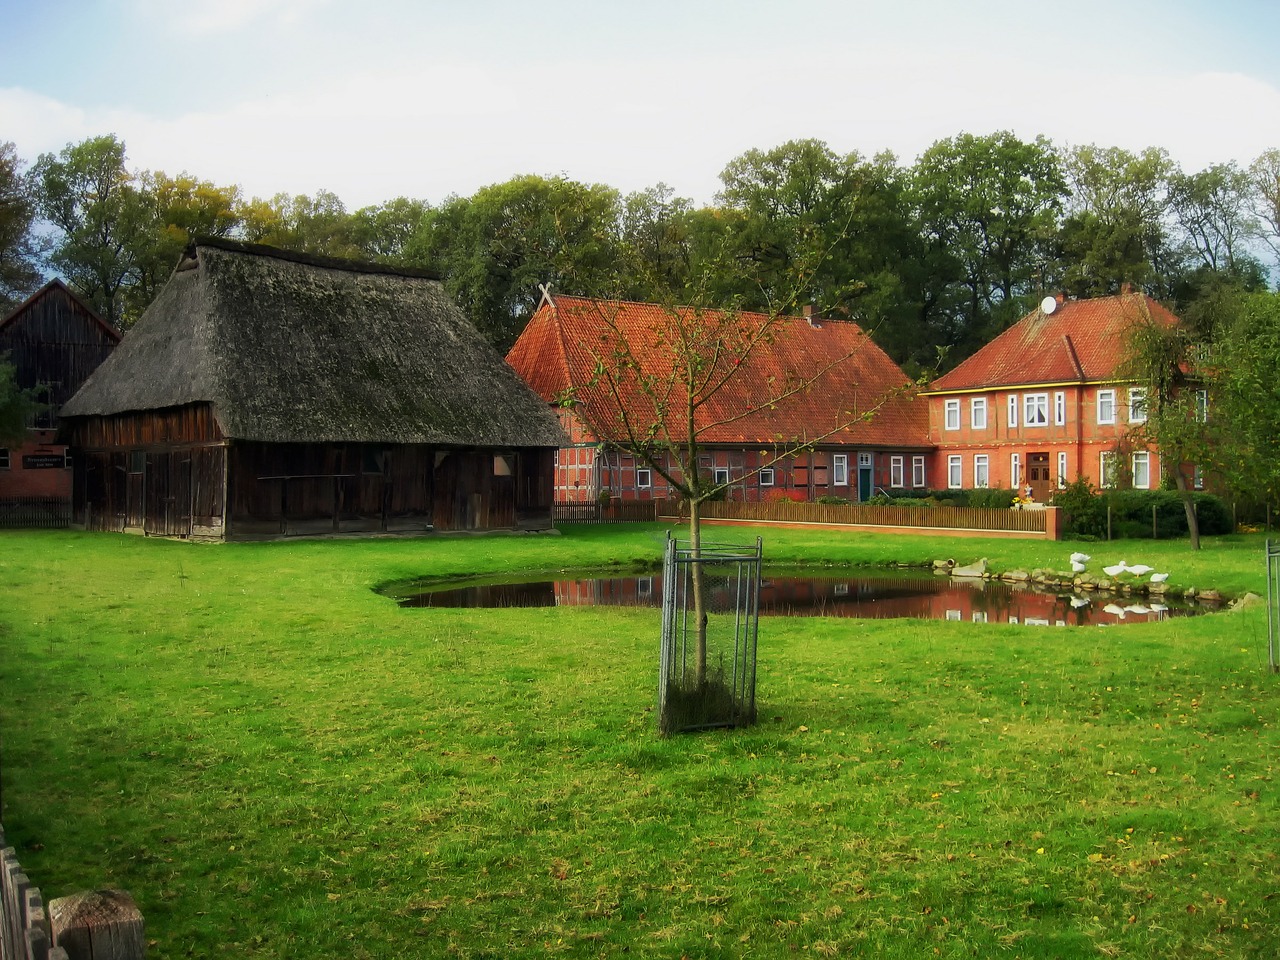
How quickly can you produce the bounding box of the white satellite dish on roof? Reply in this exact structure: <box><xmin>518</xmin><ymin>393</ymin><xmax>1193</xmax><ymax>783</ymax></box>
<box><xmin>1040</xmin><ymin>295</ymin><xmax>1058</xmax><ymax>315</ymax></box>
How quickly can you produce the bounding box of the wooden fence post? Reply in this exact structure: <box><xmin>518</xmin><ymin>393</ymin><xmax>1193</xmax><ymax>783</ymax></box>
<box><xmin>49</xmin><ymin>890</ymin><xmax>144</xmax><ymax>960</ymax></box>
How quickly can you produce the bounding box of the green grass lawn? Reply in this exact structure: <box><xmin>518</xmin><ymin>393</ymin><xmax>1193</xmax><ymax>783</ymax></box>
<box><xmin>0</xmin><ymin>524</ymin><xmax>1276</xmax><ymax>958</ymax></box>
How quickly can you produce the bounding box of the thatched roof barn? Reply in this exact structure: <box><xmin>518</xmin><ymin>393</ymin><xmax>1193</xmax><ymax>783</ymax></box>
<box><xmin>61</xmin><ymin>239</ymin><xmax>565</xmax><ymax>538</ymax></box>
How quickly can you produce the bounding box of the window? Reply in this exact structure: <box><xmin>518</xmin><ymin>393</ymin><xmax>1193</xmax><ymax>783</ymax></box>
<box><xmin>1128</xmin><ymin>387</ymin><xmax>1147</xmax><ymax>423</ymax></box>
<box><xmin>890</xmin><ymin>455</ymin><xmax>904</xmax><ymax>488</ymax></box>
<box><xmin>912</xmin><ymin>456</ymin><xmax>926</xmax><ymax>488</ymax></box>
<box><xmin>974</xmin><ymin>454</ymin><xmax>989</xmax><ymax>488</ymax></box>
<box><xmin>1054</xmin><ymin>391</ymin><xmax>1066</xmax><ymax>426</ymax></box>
<box><xmin>833</xmin><ymin>454</ymin><xmax>849</xmax><ymax>486</ymax></box>
<box><xmin>1057</xmin><ymin>451</ymin><xmax>1068</xmax><ymax>489</ymax></box>
<box><xmin>945</xmin><ymin>609</ymin><xmax>962</xmax><ymax>622</ymax></box>
<box><xmin>947</xmin><ymin>455</ymin><xmax>962</xmax><ymax>489</ymax></box>
<box><xmin>1097</xmin><ymin>388</ymin><xmax>1116</xmax><ymax>425</ymax></box>
<box><xmin>1196</xmin><ymin>389</ymin><xmax>1208</xmax><ymax>423</ymax></box>
<box><xmin>971</xmin><ymin>397</ymin><xmax>987</xmax><ymax>430</ymax></box>
<box><xmin>713</xmin><ymin>467</ymin><xmax>730</xmax><ymax>486</ymax></box>
<box><xmin>64</xmin><ymin>450</ymin><xmax>73</xmax><ymax>470</ymax></box>
<box><xmin>1099</xmin><ymin>451</ymin><xmax>1116</xmax><ymax>489</ymax></box>
<box><xmin>1007</xmin><ymin>394</ymin><xmax>1018</xmax><ymax>428</ymax></box>
<box><xmin>129</xmin><ymin>450</ymin><xmax>145</xmax><ymax>474</ymax></box>
<box><xmin>972</xmin><ymin>611</ymin><xmax>988</xmax><ymax>623</ymax></box>
<box><xmin>944</xmin><ymin>399</ymin><xmax>960</xmax><ymax>431</ymax></box>
<box><xmin>0</xmin><ymin>448</ymin><xmax>8</xmax><ymax>470</ymax></box>
<box><xmin>758</xmin><ymin>467</ymin><xmax>775</xmax><ymax>487</ymax></box>
<box><xmin>1011</xmin><ymin>452</ymin><xmax>1021</xmax><ymax>487</ymax></box>
<box><xmin>1193</xmin><ymin>464</ymin><xmax>1204</xmax><ymax>490</ymax></box>
<box><xmin>1023</xmin><ymin>393</ymin><xmax>1049</xmax><ymax>426</ymax></box>
<box><xmin>1132</xmin><ymin>451</ymin><xmax>1150</xmax><ymax>489</ymax></box>
<box><xmin>636</xmin><ymin>468</ymin><xmax>652</xmax><ymax>489</ymax></box>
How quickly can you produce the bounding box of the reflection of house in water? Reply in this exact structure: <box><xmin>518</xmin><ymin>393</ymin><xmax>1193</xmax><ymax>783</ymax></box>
<box><xmin>394</xmin><ymin>572</ymin><xmax>1201</xmax><ymax>626</ymax></box>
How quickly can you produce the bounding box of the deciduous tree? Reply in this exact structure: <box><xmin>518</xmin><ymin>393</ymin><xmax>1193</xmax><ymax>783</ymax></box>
<box><xmin>0</xmin><ymin>141</ymin><xmax>42</xmax><ymax>311</ymax></box>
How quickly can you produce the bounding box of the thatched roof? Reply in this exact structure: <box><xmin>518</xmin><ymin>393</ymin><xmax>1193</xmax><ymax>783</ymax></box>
<box><xmin>61</xmin><ymin>239</ymin><xmax>566</xmax><ymax>447</ymax></box>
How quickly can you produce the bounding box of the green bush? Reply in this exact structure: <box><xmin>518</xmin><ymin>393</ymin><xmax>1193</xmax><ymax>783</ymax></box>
<box><xmin>815</xmin><ymin>495</ymin><xmax>853</xmax><ymax>505</ymax></box>
<box><xmin>1051</xmin><ymin>480</ymin><xmax>1231</xmax><ymax>539</ymax></box>
<box><xmin>968</xmin><ymin>488</ymin><xmax>1018</xmax><ymax>509</ymax></box>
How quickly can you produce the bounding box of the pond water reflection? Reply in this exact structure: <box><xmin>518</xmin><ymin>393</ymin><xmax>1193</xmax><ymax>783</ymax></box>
<box><xmin>384</xmin><ymin>571</ymin><xmax>1212</xmax><ymax>626</ymax></box>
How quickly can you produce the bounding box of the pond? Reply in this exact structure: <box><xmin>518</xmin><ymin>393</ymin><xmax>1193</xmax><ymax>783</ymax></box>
<box><xmin>381</xmin><ymin>569</ymin><xmax>1214</xmax><ymax>627</ymax></box>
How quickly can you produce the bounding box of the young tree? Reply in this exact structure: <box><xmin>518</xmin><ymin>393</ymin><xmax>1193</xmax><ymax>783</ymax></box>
<box><xmin>0</xmin><ymin>141</ymin><xmax>42</xmax><ymax>311</ymax></box>
<box><xmin>555</xmin><ymin>287</ymin><xmax>907</xmax><ymax>686</ymax></box>
<box><xmin>1123</xmin><ymin>314</ymin><xmax>1211</xmax><ymax>550</ymax></box>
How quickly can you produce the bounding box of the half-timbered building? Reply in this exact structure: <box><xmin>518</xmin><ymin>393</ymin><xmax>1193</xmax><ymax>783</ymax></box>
<box><xmin>60</xmin><ymin>239</ymin><xmax>564</xmax><ymax>539</ymax></box>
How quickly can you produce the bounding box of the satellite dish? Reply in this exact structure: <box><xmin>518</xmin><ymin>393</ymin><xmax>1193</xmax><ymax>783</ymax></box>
<box><xmin>1040</xmin><ymin>295</ymin><xmax>1058</xmax><ymax>315</ymax></box>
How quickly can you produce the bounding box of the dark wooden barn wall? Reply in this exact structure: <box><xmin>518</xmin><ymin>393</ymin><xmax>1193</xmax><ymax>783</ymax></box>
<box><xmin>0</xmin><ymin>287</ymin><xmax>118</xmax><ymax>424</ymax></box>
<box><xmin>68</xmin><ymin>406</ymin><xmax>554</xmax><ymax>538</ymax></box>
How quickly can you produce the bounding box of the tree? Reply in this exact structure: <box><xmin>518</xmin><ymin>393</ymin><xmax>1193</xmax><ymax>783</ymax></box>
<box><xmin>0</xmin><ymin>141</ymin><xmax>42</xmax><ymax>311</ymax></box>
<box><xmin>1055</xmin><ymin>145</ymin><xmax>1177</xmax><ymax>299</ymax></box>
<box><xmin>558</xmin><ymin>282</ymin><xmax>905</xmax><ymax>692</ymax></box>
<box><xmin>349</xmin><ymin>197</ymin><xmax>431</xmax><ymax>265</ymax></box>
<box><xmin>1207</xmin><ymin>290</ymin><xmax>1280</xmax><ymax>512</ymax></box>
<box><xmin>910</xmin><ymin>132</ymin><xmax>1067</xmax><ymax>357</ymax></box>
<box><xmin>1168</xmin><ymin>162</ymin><xmax>1260</xmax><ymax>277</ymax></box>
<box><xmin>618</xmin><ymin>183</ymin><xmax>694</xmax><ymax>301</ymax></box>
<box><xmin>237</xmin><ymin>189</ymin><xmax>360</xmax><ymax>259</ymax></box>
<box><xmin>1123</xmin><ymin>314</ymin><xmax>1212</xmax><ymax>550</ymax></box>
<box><xmin>411</xmin><ymin>175</ymin><xmax>625</xmax><ymax>350</ymax></box>
<box><xmin>31</xmin><ymin>135</ymin><xmax>152</xmax><ymax>328</ymax></box>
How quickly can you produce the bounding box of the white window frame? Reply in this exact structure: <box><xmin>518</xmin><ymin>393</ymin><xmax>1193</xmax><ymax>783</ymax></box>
<box><xmin>1097</xmin><ymin>388</ymin><xmax>1116</xmax><ymax>425</ymax></box>
<box><xmin>912</xmin><ymin>455</ymin><xmax>926</xmax><ymax>488</ymax></box>
<box><xmin>63</xmin><ymin>449</ymin><xmax>73</xmax><ymax>470</ymax></box>
<box><xmin>947</xmin><ymin>455</ymin><xmax>962</xmax><ymax>489</ymax></box>
<box><xmin>1011</xmin><ymin>452</ymin><xmax>1021</xmax><ymax>487</ymax></box>
<box><xmin>1132</xmin><ymin>451</ymin><xmax>1150</xmax><ymax>489</ymax></box>
<box><xmin>1057</xmin><ymin>451</ymin><xmax>1067</xmax><ymax>489</ymax></box>
<box><xmin>1128</xmin><ymin>387</ymin><xmax>1147</xmax><ymax>424</ymax></box>
<box><xmin>636</xmin><ymin>467</ymin><xmax>652</xmax><ymax>489</ymax></box>
<box><xmin>1099</xmin><ymin>451</ymin><xmax>1116</xmax><ymax>489</ymax></box>
<box><xmin>1195</xmin><ymin>389</ymin><xmax>1208</xmax><ymax>423</ymax></box>
<box><xmin>973</xmin><ymin>454</ymin><xmax>989</xmax><ymax>489</ymax></box>
<box><xmin>890</xmin><ymin>455</ymin><xmax>904</xmax><ymax>488</ymax></box>
<box><xmin>758</xmin><ymin>467</ymin><xmax>775</xmax><ymax>487</ymax></box>
<box><xmin>713</xmin><ymin>467</ymin><xmax>730</xmax><ymax>486</ymax></box>
<box><xmin>970</xmin><ymin>397</ymin><xmax>987</xmax><ymax>430</ymax></box>
<box><xmin>1007</xmin><ymin>394</ymin><xmax>1018</xmax><ymax>428</ymax></box>
<box><xmin>1193</xmin><ymin>464</ymin><xmax>1204</xmax><ymax>489</ymax></box>
<box><xmin>833</xmin><ymin>454</ymin><xmax>849</xmax><ymax>486</ymax></box>
<box><xmin>944</xmin><ymin>399</ymin><xmax>961</xmax><ymax>431</ymax></box>
<box><xmin>1023</xmin><ymin>393</ymin><xmax>1049</xmax><ymax>427</ymax></box>
<box><xmin>1054</xmin><ymin>391</ymin><xmax>1066</xmax><ymax>426</ymax></box>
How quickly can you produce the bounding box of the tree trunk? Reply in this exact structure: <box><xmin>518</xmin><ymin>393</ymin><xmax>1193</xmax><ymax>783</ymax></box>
<box><xmin>1173</xmin><ymin>468</ymin><xmax>1201</xmax><ymax>551</ymax></box>
<box><xmin>688</xmin><ymin>497</ymin><xmax>709</xmax><ymax>686</ymax></box>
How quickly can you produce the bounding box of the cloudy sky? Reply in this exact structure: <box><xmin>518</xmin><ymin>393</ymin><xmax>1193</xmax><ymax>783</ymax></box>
<box><xmin>3</xmin><ymin>0</ymin><xmax>1279</xmax><ymax>209</ymax></box>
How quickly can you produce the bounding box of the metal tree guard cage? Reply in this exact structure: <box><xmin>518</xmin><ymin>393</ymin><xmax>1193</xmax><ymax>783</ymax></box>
<box><xmin>1267</xmin><ymin>540</ymin><xmax>1280</xmax><ymax>673</ymax></box>
<box><xmin>658</xmin><ymin>534</ymin><xmax>762</xmax><ymax>735</ymax></box>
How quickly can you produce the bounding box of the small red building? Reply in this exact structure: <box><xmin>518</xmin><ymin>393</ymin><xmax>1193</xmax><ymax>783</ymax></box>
<box><xmin>506</xmin><ymin>293</ymin><xmax>932</xmax><ymax>504</ymax></box>
<box><xmin>920</xmin><ymin>291</ymin><xmax>1182</xmax><ymax>501</ymax></box>
<box><xmin>0</xmin><ymin>280</ymin><xmax>119</xmax><ymax>507</ymax></box>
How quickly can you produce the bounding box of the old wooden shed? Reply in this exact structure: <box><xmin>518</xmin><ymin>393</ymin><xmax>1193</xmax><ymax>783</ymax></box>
<box><xmin>59</xmin><ymin>239</ymin><xmax>565</xmax><ymax>539</ymax></box>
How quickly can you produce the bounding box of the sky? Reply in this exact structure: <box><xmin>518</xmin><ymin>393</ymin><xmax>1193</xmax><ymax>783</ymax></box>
<box><xmin>3</xmin><ymin>0</ymin><xmax>1280</xmax><ymax>210</ymax></box>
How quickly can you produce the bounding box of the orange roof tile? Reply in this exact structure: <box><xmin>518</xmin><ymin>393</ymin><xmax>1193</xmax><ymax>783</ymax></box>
<box><xmin>927</xmin><ymin>292</ymin><xmax>1181</xmax><ymax>392</ymax></box>
<box><xmin>506</xmin><ymin>295</ymin><xmax>930</xmax><ymax>449</ymax></box>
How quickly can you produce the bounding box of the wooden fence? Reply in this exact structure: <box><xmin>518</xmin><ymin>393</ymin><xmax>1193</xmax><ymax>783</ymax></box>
<box><xmin>550</xmin><ymin>498</ymin><xmax>1058</xmax><ymax>537</ymax></box>
<box><xmin>0</xmin><ymin>499</ymin><xmax>71</xmax><ymax>530</ymax></box>
<box><xmin>553</xmin><ymin>500</ymin><xmax>661</xmax><ymax>523</ymax></box>
<box><xmin>1</xmin><ymin>827</ymin><xmax>144</xmax><ymax>960</ymax></box>
<box><xmin>1</xmin><ymin>828</ymin><xmax>66</xmax><ymax>960</ymax></box>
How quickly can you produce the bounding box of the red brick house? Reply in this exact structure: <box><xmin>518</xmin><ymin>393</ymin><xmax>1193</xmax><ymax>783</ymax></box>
<box><xmin>1</xmin><ymin>280</ymin><xmax>120</xmax><ymax>506</ymax></box>
<box><xmin>921</xmin><ymin>290</ymin><xmax>1183</xmax><ymax>501</ymax></box>
<box><xmin>505</xmin><ymin>293</ymin><xmax>931</xmax><ymax>503</ymax></box>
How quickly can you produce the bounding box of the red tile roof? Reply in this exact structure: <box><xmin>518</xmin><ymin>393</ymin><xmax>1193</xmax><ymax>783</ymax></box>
<box><xmin>926</xmin><ymin>292</ymin><xmax>1181</xmax><ymax>392</ymax></box>
<box><xmin>505</xmin><ymin>294</ymin><xmax>930</xmax><ymax>448</ymax></box>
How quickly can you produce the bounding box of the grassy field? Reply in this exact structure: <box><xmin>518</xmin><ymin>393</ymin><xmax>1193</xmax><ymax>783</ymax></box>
<box><xmin>0</xmin><ymin>524</ymin><xmax>1276</xmax><ymax>958</ymax></box>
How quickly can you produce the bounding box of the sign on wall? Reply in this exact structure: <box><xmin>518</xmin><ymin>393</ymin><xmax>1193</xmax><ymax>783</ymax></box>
<box><xmin>22</xmin><ymin>454</ymin><xmax>67</xmax><ymax>470</ymax></box>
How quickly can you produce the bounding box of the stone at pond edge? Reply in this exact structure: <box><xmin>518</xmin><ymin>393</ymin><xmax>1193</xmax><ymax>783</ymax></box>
<box><xmin>1231</xmin><ymin>592</ymin><xmax>1263</xmax><ymax>611</ymax></box>
<box><xmin>951</xmin><ymin>558</ymin><xmax>988</xmax><ymax>578</ymax></box>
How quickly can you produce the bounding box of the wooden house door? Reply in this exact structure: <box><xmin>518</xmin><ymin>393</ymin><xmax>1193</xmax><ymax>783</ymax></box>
<box><xmin>1027</xmin><ymin>452</ymin><xmax>1051</xmax><ymax>502</ymax></box>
